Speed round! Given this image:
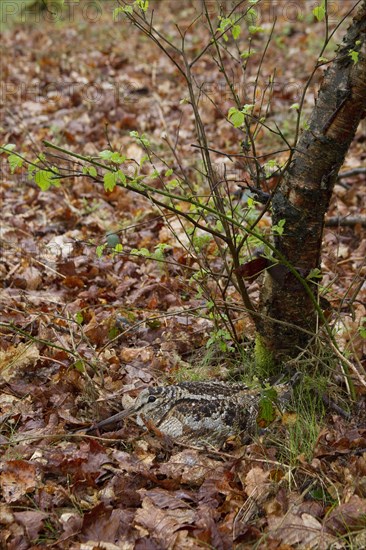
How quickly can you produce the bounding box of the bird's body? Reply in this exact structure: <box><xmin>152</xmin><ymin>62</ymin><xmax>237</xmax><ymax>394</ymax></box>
<box><xmin>86</xmin><ymin>379</ymin><xmax>295</xmax><ymax>448</ymax></box>
<box><xmin>132</xmin><ymin>381</ymin><xmax>259</xmax><ymax>447</ymax></box>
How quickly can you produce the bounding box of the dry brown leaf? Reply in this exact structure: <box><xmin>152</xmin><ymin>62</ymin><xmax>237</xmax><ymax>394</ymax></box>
<box><xmin>13</xmin><ymin>510</ymin><xmax>49</xmax><ymax>541</ymax></box>
<box><xmin>134</xmin><ymin>496</ymin><xmax>196</xmax><ymax>549</ymax></box>
<box><xmin>80</xmin><ymin>503</ymin><xmax>136</xmax><ymax>547</ymax></box>
<box><xmin>80</xmin><ymin>543</ymin><xmax>132</xmax><ymax>550</ymax></box>
<box><xmin>324</xmin><ymin>495</ymin><xmax>366</xmax><ymax>535</ymax></box>
<box><xmin>243</xmin><ymin>467</ymin><xmax>272</xmax><ymax>502</ymax></box>
<box><xmin>0</xmin><ymin>344</ymin><xmax>40</xmax><ymax>382</ymax></box>
<box><xmin>120</xmin><ymin>347</ymin><xmax>154</xmax><ymax>364</ymax></box>
<box><xmin>12</xmin><ymin>266</ymin><xmax>42</xmax><ymax>290</ymax></box>
<box><xmin>268</xmin><ymin>512</ymin><xmax>343</xmax><ymax>549</ymax></box>
<box><xmin>159</xmin><ymin>450</ymin><xmax>224</xmax><ymax>485</ymax></box>
<box><xmin>138</xmin><ymin>487</ymin><xmax>195</xmax><ymax>510</ymax></box>
<box><xmin>0</xmin><ymin>460</ymin><xmax>38</xmax><ymax>503</ymax></box>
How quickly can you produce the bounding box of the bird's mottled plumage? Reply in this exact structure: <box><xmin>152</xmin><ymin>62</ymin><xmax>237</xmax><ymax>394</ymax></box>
<box><xmin>86</xmin><ymin>378</ymin><xmax>296</xmax><ymax>448</ymax></box>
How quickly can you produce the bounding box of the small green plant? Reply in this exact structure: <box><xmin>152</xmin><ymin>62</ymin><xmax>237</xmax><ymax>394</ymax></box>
<box><xmin>358</xmin><ymin>318</ymin><xmax>366</xmax><ymax>339</ymax></box>
<box><xmin>173</xmin><ymin>364</ymin><xmax>207</xmax><ymax>384</ymax></box>
<box><xmin>286</xmin><ymin>409</ymin><xmax>322</xmax><ymax>464</ymax></box>
<box><xmin>206</xmin><ymin>328</ymin><xmax>235</xmax><ymax>353</ymax></box>
<box><xmin>217</xmin><ymin>15</ymin><xmax>242</xmax><ymax>42</ymax></box>
<box><xmin>272</xmin><ymin>218</ymin><xmax>286</xmax><ymax>236</ymax></box>
<box><xmin>348</xmin><ymin>40</ymin><xmax>361</xmax><ymax>64</ymax></box>
<box><xmin>279</xmin><ymin>374</ymin><xmax>327</xmax><ymax>464</ymax></box>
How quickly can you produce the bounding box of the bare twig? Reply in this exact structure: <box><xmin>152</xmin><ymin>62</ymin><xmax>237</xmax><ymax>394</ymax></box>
<box><xmin>325</xmin><ymin>215</ymin><xmax>366</xmax><ymax>227</ymax></box>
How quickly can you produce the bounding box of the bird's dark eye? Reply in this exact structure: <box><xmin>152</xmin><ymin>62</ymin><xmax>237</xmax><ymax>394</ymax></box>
<box><xmin>147</xmin><ymin>395</ymin><xmax>156</xmax><ymax>403</ymax></box>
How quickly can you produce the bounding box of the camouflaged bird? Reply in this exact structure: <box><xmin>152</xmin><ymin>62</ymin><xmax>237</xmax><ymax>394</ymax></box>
<box><xmin>85</xmin><ymin>377</ymin><xmax>297</xmax><ymax>448</ymax></box>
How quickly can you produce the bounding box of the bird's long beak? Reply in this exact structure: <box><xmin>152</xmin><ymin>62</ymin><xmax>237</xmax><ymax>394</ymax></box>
<box><xmin>86</xmin><ymin>406</ymin><xmax>135</xmax><ymax>433</ymax></box>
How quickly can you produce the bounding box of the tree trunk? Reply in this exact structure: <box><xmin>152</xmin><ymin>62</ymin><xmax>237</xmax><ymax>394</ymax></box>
<box><xmin>258</xmin><ymin>1</ymin><xmax>366</xmax><ymax>360</ymax></box>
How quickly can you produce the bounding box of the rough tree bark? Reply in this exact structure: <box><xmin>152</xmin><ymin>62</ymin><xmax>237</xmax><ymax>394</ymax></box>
<box><xmin>258</xmin><ymin>1</ymin><xmax>366</xmax><ymax>360</ymax></box>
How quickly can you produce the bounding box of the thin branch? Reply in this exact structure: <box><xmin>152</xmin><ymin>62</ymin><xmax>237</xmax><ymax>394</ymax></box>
<box><xmin>325</xmin><ymin>216</ymin><xmax>366</xmax><ymax>227</ymax></box>
<box><xmin>338</xmin><ymin>167</ymin><xmax>366</xmax><ymax>179</ymax></box>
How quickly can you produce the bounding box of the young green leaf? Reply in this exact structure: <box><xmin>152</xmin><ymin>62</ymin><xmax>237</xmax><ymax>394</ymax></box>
<box><xmin>272</xmin><ymin>219</ymin><xmax>286</xmax><ymax>236</ymax></box>
<box><xmin>232</xmin><ymin>24</ymin><xmax>241</xmax><ymax>40</ymax></box>
<box><xmin>166</xmin><ymin>178</ymin><xmax>179</xmax><ymax>190</ymax></box>
<box><xmin>104</xmin><ymin>172</ymin><xmax>117</xmax><ymax>192</ymax></box>
<box><xmin>96</xmin><ymin>244</ymin><xmax>106</xmax><ymax>258</ymax></box>
<box><xmin>248</xmin><ymin>25</ymin><xmax>264</xmax><ymax>34</ymax></box>
<box><xmin>135</xmin><ymin>0</ymin><xmax>149</xmax><ymax>12</ymax></box>
<box><xmin>348</xmin><ymin>49</ymin><xmax>359</xmax><ymax>64</ymax></box>
<box><xmin>99</xmin><ymin>150</ymin><xmax>114</xmax><ymax>160</ymax></box>
<box><xmin>116</xmin><ymin>170</ymin><xmax>126</xmax><ymax>185</ymax></box>
<box><xmin>228</xmin><ymin>107</ymin><xmax>245</xmax><ymax>128</ymax></box>
<box><xmin>2</xmin><ymin>143</ymin><xmax>16</xmax><ymax>152</ymax></box>
<box><xmin>74</xmin><ymin>311</ymin><xmax>84</xmax><ymax>325</ymax></box>
<box><xmin>35</xmin><ymin>170</ymin><xmax>56</xmax><ymax>191</ymax></box>
<box><xmin>313</xmin><ymin>1</ymin><xmax>326</xmax><ymax>22</ymax></box>
<box><xmin>359</xmin><ymin>318</ymin><xmax>366</xmax><ymax>339</ymax></box>
<box><xmin>113</xmin><ymin>6</ymin><xmax>126</xmax><ymax>19</ymax></box>
<box><xmin>74</xmin><ymin>360</ymin><xmax>85</xmax><ymax>373</ymax></box>
<box><xmin>8</xmin><ymin>154</ymin><xmax>23</xmax><ymax>173</ymax></box>
<box><xmin>306</xmin><ymin>268</ymin><xmax>323</xmax><ymax>280</ymax></box>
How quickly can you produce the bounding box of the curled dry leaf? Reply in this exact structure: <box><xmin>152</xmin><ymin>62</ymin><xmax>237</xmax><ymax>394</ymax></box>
<box><xmin>134</xmin><ymin>496</ymin><xmax>196</xmax><ymax>549</ymax></box>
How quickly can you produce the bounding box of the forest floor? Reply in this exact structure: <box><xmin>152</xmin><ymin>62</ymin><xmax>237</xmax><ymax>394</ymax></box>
<box><xmin>1</xmin><ymin>1</ymin><xmax>365</xmax><ymax>548</ymax></box>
